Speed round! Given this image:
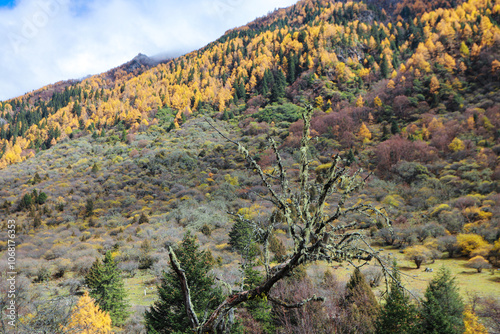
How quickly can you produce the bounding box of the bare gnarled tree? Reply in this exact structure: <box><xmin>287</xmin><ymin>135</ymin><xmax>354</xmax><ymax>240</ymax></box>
<box><xmin>169</xmin><ymin>106</ymin><xmax>391</xmax><ymax>333</ymax></box>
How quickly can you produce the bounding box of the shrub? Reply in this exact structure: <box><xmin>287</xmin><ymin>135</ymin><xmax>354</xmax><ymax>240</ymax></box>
<box><xmin>254</xmin><ymin>103</ymin><xmax>303</xmax><ymax>124</ymax></box>
<box><xmin>44</xmin><ymin>244</ymin><xmax>70</xmax><ymax>260</ymax></box>
<box><xmin>72</xmin><ymin>256</ymin><xmax>97</xmax><ymax>275</ymax></box>
<box><xmin>437</xmin><ymin>209</ymin><xmax>465</xmax><ymax>233</ymax></box>
<box><xmin>361</xmin><ymin>266</ymin><xmax>383</xmax><ymax>287</ymax></box>
<box><xmin>33</xmin><ymin>267</ymin><xmax>51</xmax><ymax>283</ymax></box>
<box><xmin>53</xmin><ymin>258</ymin><xmax>72</xmax><ymax>279</ymax></box>
<box><xmin>465</xmin><ymin>256</ymin><xmax>492</xmax><ymax>273</ymax></box>
<box><xmin>438</xmin><ymin>235</ymin><xmax>460</xmax><ymax>258</ymax></box>
<box><xmin>404</xmin><ymin>245</ymin><xmax>433</xmax><ymax>269</ymax></box>
<box><xmin>118</xmin><ymin>261</ymin><xmax>139</xmax><ymax>277</ymax></box>
<box><xmin>138</xmin><ymin>213</ymin><xmax>149</xmax><ymax>224</ymax></box>
<box><xmin>457</xmin><ymin>234</ymin><xmax>489</xmax><ymax>257</ymax></box>
<box><xmin>392</xmin><ymin>161</ymin><xmax>430</xmax><ymax>184</ymax></box>
<box><xmin>59</xmin><ymin>278</ymin><xmax>84</xmax><ymax>294</ymax></box>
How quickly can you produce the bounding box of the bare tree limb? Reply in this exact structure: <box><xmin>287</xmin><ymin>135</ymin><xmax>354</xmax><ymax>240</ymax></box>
<box><xmin>193</xmin><ymin>109</ymin><xmax>394</xmax><ymax>333</ymax></box>
<box><xmin>268</xmin><ymin>295</ymin><xmax>325</xmax><ymax>309</ymax></box>
<box><xmin>168</xmin><ymin>246</ymin><xmax>200</xmax><ymax>329</ymax></box>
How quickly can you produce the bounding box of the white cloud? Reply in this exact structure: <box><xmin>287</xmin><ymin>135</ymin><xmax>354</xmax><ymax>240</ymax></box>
<box><xmin>0</xmin><ymin>0</ymin><xmax>297</xmax><ymax>100</ymax></box>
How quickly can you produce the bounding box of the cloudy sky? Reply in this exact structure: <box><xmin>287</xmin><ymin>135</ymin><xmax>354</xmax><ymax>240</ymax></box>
<box><xmin>0</xmin><ymin>0</ymin><xmax>297</xmax><ymax>101</ymax></box>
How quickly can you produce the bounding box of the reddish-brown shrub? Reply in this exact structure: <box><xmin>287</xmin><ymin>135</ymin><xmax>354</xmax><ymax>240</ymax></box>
<box><xmin>272</xmin><ymin>278</ymin><xmax>330</xmax><ymax>334</ymax></box>
<box><xmin>374</xmin><ymin>136</ymin><xmax>436</xmax><ymax>175</ymax></box>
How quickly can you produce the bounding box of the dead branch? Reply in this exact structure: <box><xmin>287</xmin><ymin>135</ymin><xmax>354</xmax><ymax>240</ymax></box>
<box><xmin>168</xmin><ymin>246</ymin><xmax>200</xmax><ymax>329</ymax></box>
<box><xmin>192</xmin><ymin>107</ymin><xmax>393</xmax><ymax>333</ymax></box>
<box><xmin>268</xmin><ymin>295</ymin><xmax>325</xmax><ymax>309</ymax></box>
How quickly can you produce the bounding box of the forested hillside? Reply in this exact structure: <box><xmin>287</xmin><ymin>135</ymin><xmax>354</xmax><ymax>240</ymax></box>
<box><xmin>0</xmin><ymin>0</ymin><xmax>499</xmax><ymax>332</ymax></box>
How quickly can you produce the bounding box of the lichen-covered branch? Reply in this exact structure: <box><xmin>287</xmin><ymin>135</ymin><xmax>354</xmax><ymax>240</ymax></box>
<box><xmin>194</xmin><ymin>110</ymin><xmax>393</xmax><ymax>333</ymax></box>
<box><xmin>268</xmin><ymin>295</ymin><xmax>325</xmax><ymax>309</ymax></box>
<box><xmin>167</xmin><ymin>247</ymin><xmax>200</xmax><ymax>329</ymax></box>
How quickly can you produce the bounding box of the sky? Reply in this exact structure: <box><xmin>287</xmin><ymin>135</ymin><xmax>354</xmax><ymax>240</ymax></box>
<box><xmin>0</xmin><ymin>0</ymin><xmax>298</xmax><ymax>101</ymax></box>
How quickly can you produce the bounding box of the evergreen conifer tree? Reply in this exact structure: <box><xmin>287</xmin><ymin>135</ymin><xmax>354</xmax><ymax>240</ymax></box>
<box><xmin>346</xmin><ymin>149</ymin><xmax>356</xmax><ymax>166</ymax></box>
<box><xmin>420</xmin><ymin>267</ymin><xmax>464</xmax><ymax>334</ymax></box>
<box><xmin>381</xmin><ymin>124</ymin><xmax>390</xmax><ymax>141</ymax></box>
<box><xmin>261</xmin><ymin>69</ymin><xmax>271</xmax><ymax>96</ymax></box>
<box><xmin>228</xmin><ymin>218</ymin><xmax>259</xmax><ymax>258</ymax></box>
<box><xmin>391</xmin><ymin>119</ymin><xmax>399</xmax><ymax>135</ymax></box>
<box><xmin>342</xmin><ymin>268</ymin><xmax>380</xmax><ymax>334</ymax></box>
<box><xmin>376</xmin><ymin>263</ymin><xmax>418</xmax><ymax>334</ymax></box>
<box><xmin>85</xmin><ymin>198</ymin><xmax>94</xmax><ymax>217</ymax></box>
<box><xmin>85</xmin><ymin>251</ymin><xmax>129</xmax><ymax>326</ymax></box>
<box><xmin>380</xmin><ymin>54</ymin><xmax>390</xmax><ymax>79</ymax></box>
<box><xmin>91</xmin><ymin>162</ymin><xmax>99</xmax><ymax>173</ymax></box>
<box><xmin>271</xmin><ymin>70</ymin><xmax>286</xmax><ymax>102</ymax></box>
<box><xmin>144</xmin><ymin>231</ymin><xmax>224</xmax><ymax>333</ymax></box>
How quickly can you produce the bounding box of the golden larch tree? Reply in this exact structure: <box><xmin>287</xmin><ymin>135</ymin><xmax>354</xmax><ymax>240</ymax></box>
<box><xmin>463</xmin><ymin>305</ymin><xmax>488</xmax><ymax>334</ymax></box>
<box><xmin>63</xmin><ymin>292</ymin><xmax>112</xmax><ymax>334</ymax></box>
<box><xmin>358</xmin><ymin>122</ymin><xmax>372</xmax><ymax>143</ymax></box>
<box><xmin>430</xmin><ymin>76</ymin><xmax>440</xmax><ymax>94</ymax></box>
<box><xmin>355</xmin><ymin>95</ymin><xmax>364</xmax><ymax>107</ymax></box>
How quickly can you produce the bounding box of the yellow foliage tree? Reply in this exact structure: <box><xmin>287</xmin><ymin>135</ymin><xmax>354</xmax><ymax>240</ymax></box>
<box><xmin>467</xmin><ymin>116</ymin><xmax>475</xmax><ymax>130</ymax></box>
<box><xmin>359</xmin><ymin>68</ymin><xmax>370</xmax><ymax>78</ymax></box>
<box><xmin>457</xmin><ymin>234</ymin><xmax>489</xmax><ymax>257</ymax></box>
<box><xmin>404</xmin><ymin>245</ymin><xmax>433</xmax><ymax>269</ymax></box>
<box><xmin>358</xmin><ymin>122</ymin><xmax>372</xmax><ymax>143</ymax></box>
<box><xmin>355</xmin><ymin>95</ymin><xmax>364</xmax><ymax>107</ymax></box>
<box><xmin>430</xmin><ymin>76</ymin><xmax>440</xmax><ymax>94</ymax></box>
<box><xmin>368</xmin><ymin>35</ymin><xmax>377</xmax><ymax>50</ymax></box>
<box><xmin>443</xmin><ymin>53</ymin><xmax>456</xmax><ymax>72</ymax></box>
<box><xmin>315</xmin><ymin>96</ymin><xmax>324</xmax><ymax>109</ymax></box>
<box><xmin>463</xmin><ymin>305</ymin><xmax>488</xmax><ymax>334</ymax></box>
<box><xmin>63</xmin><ymin>291</ymin><xmax>112</xmax><ymax>334</ymax></box>
<box><xmin>335</xmin><ymin>62</ymin><xmax>347</xmax><ymax>81</ymax></box>
<box><xmin>448</xmin><ymin>137</ymin><xmax>465</xmax><ymax>152</ymax></box>
<box><xmin>460</xmin><ymin>41</ymin><xmax>470</xmax><ymax>56</ymax></box>
<box><xmin>374</xmin><ymin>96</ymin><xmax>383</xmax><ymax>107</ymax></box>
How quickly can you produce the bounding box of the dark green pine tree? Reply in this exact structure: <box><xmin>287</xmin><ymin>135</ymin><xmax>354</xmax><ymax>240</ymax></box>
<box><xmin>390</xmin><ymin>119</ymin><xmax>400</xmax><ymax>135</ymax></box>
<box><xmin>144</xmin><ymin>231</ymin><xmax>224</xmax><ymax>334</ymax></box>
<box><xmin>261</xmin><ymin>68</ymin><xmax>275</xmax><ymax>97</ymax></box>
<box><xmin>85</xmin><ymin>251</ymin><xmax>130</xmax><ymax>326</ymax></box>
<box><xmin>419</xmin><ymin>267</ymin><xmax>464</xmax><ymax>334</ymax></box>
<box><xmin>233</xmin><ymin>219</ymin><xmax>275</xmax><ymax>334</ymax></box>
<box><xmin>380</xmin><ymin>54</ymin><xmax>389</xmax><ymax>79</ymax></box>
<box><xmin>271</xmin><ymin>69</ymin><xmax>286</xmax><ymax>102</ymax></box>
<box><xmin>238</xmin><ymin>80</ymin><xmax>246</xmax><ymax>101</ymax></box>
<box><xmin>228</xmin><ymin>218</ymin><xmax>260</xmax><ymax>259</ymax></box>
<box><xmin>346</xmin><ymin>149</ymin><xmax>356</xmax><ymax>166</ymax></box>
<box><xmin>381</xmin><ymin>124</ymin><xmax>390</xmax><ymax>141</ymax></box>
<box><xmin>342</xmin><ymin>268</ymin><xmax>380</xmax><ymax>334</ymax></box>
<box><xmin>376</xmin><ymin>263</ymin><xmax>418</xmax><ymax>334</ymax></box>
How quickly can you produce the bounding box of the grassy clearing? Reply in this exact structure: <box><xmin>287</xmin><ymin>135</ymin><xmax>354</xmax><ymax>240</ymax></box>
<box><xmin>396</xmin><ymin>255</ymin><xmax>500</xmax><ymax>299</ymax></box>
<box><xmin>326</xmin><ymin>247</ymin><xmax>499</xmax><ymax>300</ymax></box>
<box><xmin>124</xmin><ymin>272</ymin><xmax>158</xmax><ymax>307</ymax></box>
<box><xmin>304</xmin><ymin>246</ymin><xmax>499</xmax><ymax>302</ymax></box>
